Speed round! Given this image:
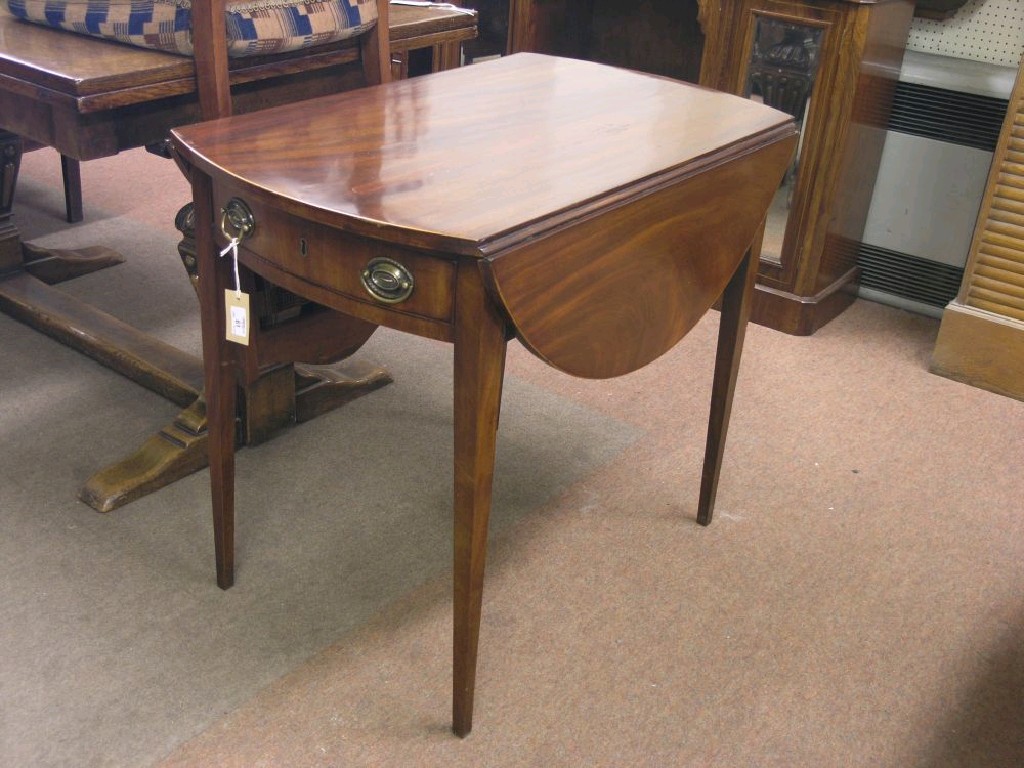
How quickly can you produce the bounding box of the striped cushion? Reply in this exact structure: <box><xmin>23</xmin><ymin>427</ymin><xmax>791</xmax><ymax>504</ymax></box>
<box><xmin>5</xmin><ymin>0</ymin><xmax>378</xmax><ymax>57</ymax></box>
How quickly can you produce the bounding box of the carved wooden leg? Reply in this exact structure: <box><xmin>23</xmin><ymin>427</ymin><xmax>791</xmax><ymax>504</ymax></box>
<box><xmin>1</xmin><ymin>142</ymin><xmax>125</xmax><ymax>404</ymax></box>
<box><xmin>70</xmin><ymin>199</ymin><xmax>208</xmax><ymax>511</ymax></box>
<box><xmin>2</xmin><ymin>133</ymin><xmax>121</xmax><ymax>281</ymax></box>
<box><xmin>242</xmin><ymin>364</ymin><xmax>296</xmax><ymax>447</ymax></box>
<box><xmin>79</xmin><ymin>398</ymin><xmax>210</xmax><ymax>512</ymax></box>
<box><xmin>293</xmin><ymin>359</ymin><xmax>392</xmax><ymax>425</ymax></box>
<box><xmin>1</xmin><ymin>137</ymin><xmax>120</xmax><ymax>282</ymax></box>
<box><xmin>696</xmin><ymin>243</ymin><xmax>760</xmax><ymax>526</ymax></box>
<box><xmin>1</xmin><ymin>130</ymin><xmax>23</xmax><ymax>272</ymax></box>
<box><xmin>2</xmin><ymin>131</ymin><xmax>125</xmax><ymax>331</ymax></box>
<box><xmin>20</xmin><ymin>241</ymin><xmax>125</xmax><ymax>284</ymax></box>
<box><xmin>451</xmin><ymin>261</ymin><xmax>507</xmax><ymax>737</ymax></box>
<box><xmin>78</xmin><ymin>358</ymin><xmax>395</xmax><ymax>513</ymax></box>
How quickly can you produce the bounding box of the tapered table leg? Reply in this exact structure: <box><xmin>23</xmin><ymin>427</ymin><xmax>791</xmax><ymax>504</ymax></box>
<box><xmin>697</xmin><ymin>243</ymin><xmax>760</xmax><ymax>526</ymax></box>
<box><xmin>451</xmin><ymin>261</ymin><xmax>507</xmax><ymax>737</ymax></box>
<box><xmin>61</xmin><ymin>155</ymin><xmax>84</xmax><ymax>223</ymax></box>
<box><xmin>192</xmin><ymin>170</ymin><xmax>239</xmax><ymax>590</ymax></box>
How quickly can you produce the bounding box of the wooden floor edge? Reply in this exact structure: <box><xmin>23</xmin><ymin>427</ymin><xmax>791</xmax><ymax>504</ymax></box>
<box><xmin>930</xmin><ymin>300</ymin><xmax>1024</xmax><ymax>402</ymax></box>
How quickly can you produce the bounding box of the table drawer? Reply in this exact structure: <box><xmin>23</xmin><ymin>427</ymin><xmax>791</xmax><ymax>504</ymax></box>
<box><xmin>215</xmin><ymin>189</ymin><xmax>456</xmax><ymax>324</ymax></box>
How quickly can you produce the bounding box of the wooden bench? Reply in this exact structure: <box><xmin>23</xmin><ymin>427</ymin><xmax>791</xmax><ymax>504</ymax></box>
<box><xmin>0</xmin><ymin>3</ymin><xmax>477</xmax><ymax>511</ymax></box>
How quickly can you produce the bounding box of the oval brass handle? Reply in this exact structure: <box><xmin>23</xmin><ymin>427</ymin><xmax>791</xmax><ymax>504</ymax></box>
<box><xmin>360</xmin><ymin>257</ymin><xmax>414</xmax><ymax>304</ymax></box>
<box><xmin>219</xmin><ymin>198</ymin><xmax>255</xmax><ymax>242</ymax></box>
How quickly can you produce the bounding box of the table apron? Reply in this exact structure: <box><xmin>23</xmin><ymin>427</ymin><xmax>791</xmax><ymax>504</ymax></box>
<box><xmin>240</xmin><ymin>248</ymin><xmax>457</xmax><ymax>344</ymax></box>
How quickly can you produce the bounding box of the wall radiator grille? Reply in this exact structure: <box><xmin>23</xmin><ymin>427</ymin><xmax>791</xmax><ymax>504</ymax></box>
<box><xmin>856</xmin><ymin>73</ymin><xmax>1011</xmax><ymax>314</ymax></box>
<box><xmin>887</xmin><ymin>81</ymin><xmax>1006</xmax><ymax>152</ymax></box>
<box><xmin>858</xmin><ymin>243</ymin><xmax>966</xmax><ymax>308</ymax></box>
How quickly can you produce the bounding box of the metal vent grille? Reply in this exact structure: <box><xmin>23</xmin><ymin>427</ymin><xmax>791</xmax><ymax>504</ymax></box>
<box><xmin>857</xmin><ymin>243</ymin><xmax>964</xmax><ymax>308</ymax></box>
<box><xmin>888</xmin><ymin>81</ymin><xmax>1007</xmax><ymax>151</ymax></box>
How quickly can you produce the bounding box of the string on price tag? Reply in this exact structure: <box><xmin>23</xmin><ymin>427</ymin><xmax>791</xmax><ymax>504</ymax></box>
<box><xmin>220</xmin><ymin>236</ymin><xmax>250</xmax><ymax>345</ymax></box>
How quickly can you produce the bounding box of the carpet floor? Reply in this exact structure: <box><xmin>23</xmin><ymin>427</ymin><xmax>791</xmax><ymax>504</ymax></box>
<box><xmin>2</xmin><ymin>147</ymin><xmax>1022</xmax><ymax>768</ymax></box>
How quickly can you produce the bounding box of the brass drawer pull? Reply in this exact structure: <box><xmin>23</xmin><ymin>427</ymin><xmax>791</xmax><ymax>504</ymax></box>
<box><xmin>220</xmin><ymin>198</ymin><xmax>255</xmax><ymax>242</ymax></box>
<box><xmin>361</xmin><ymin>257</ymin><xmax>414</xmax><ymax>303</ymax></box>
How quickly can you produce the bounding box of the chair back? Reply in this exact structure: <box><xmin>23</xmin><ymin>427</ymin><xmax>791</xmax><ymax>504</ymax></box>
<box><xmin>189</xmin><ymin>0</ymin><xmax>391</xmax><ymax>120</ymax></box>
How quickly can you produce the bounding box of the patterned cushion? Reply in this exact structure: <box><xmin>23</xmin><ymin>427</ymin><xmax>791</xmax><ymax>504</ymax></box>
<box><xmin>5</xmin><ymin>0</ymin><xmax>378</xmax><ymax>57</ymax></box>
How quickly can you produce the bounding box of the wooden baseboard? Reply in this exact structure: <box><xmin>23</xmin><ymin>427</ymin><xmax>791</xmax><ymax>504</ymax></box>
<box><xmin>749</xmin><ymin>268</ymin><xmax>860</xmax><ymax>335</ymax></box>
<box><xmin>930</xmin><ymin>300</ymin><xmax>1024</xmax><ymax>402</ymax></box>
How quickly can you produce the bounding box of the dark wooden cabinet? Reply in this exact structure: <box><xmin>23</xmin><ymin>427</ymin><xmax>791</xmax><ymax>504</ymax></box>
<box><xmin>700</xmin><ymin>0</ymin><xmax>914</xmax><ymax>334</ymax></box>
<box><xmin>509</xmin><ymin>0</ymin><xmax>704</xmax><ymax>83</ymax></box>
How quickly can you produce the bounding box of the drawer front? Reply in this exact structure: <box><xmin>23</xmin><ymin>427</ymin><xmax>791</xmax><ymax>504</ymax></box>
<box><xmin>214</xmin><ymin>186</ymin><xmax>456</xmax><ymax>324</ymax></box>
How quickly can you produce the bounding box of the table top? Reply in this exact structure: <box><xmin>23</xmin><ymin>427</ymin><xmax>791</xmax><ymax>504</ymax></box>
<box><xmin>175</xmin><ymin>52</ymin><xmax>796</xmax><ymax>378</ymax></box>
<box><xmin>388</xmin><ymin>3</ymin><xmax>478</xmax><ymax>41</ymax></box>
<box><xmin>172</xmin><ymin>53</ymin><xmax>793</xmax><ymax>255</ymax></box>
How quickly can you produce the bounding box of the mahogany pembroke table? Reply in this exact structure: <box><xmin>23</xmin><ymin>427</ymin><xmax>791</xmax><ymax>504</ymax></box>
<box><xmin>170</xmin><ymin>53</ymin><xmax>797</xmax><ymax>736</ymax></box>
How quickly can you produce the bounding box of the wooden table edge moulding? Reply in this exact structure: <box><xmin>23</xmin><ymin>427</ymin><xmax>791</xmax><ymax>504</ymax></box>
<box><xmin>170</xmin><ymin>53</ymin><xmax>797</xmax><ymax>736</ymax></box>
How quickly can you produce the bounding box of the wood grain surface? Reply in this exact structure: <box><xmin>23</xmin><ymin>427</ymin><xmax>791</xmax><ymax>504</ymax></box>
<box><xmin>171</xmin><ymin>53</ymin><xmax>795</xmax><ymax>253</ymax></box>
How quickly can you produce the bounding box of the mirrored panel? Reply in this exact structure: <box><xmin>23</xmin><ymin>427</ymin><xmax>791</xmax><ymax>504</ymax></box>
<box><xmin>743</xmin><ymin>16</ymin><xmax>824</xmax><ymax>266</ymax></box>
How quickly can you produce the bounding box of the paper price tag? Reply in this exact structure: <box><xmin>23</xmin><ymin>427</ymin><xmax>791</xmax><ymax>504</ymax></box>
<box><xmin>225</xmin><ymin>290</ymin><xmax>251</xmax><ymax>346</ymax></box>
